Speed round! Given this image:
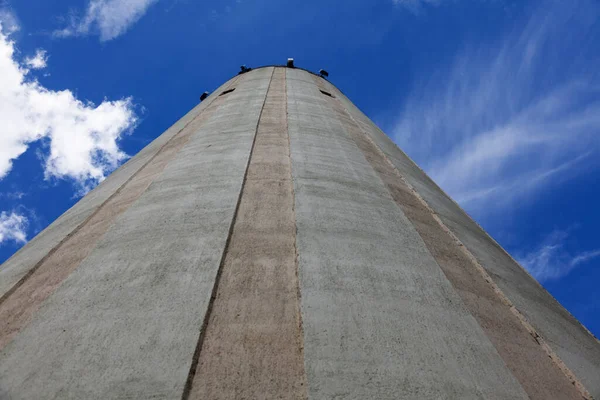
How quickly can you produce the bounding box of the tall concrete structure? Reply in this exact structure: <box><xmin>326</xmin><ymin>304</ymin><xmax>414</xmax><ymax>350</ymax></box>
<box><xmin>0</xmin><ymin>66</ymin><xmax>598</xmax><ymax>399</ymax></box>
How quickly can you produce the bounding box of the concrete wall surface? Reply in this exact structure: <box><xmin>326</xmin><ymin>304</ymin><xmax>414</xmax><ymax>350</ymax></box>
<box><xmin>286</xmin><ymin>68</ymin><xmax>532</xmax><ymax>399</ymax></box>
<box><xmin>0</xmin><ymin>68</ymin><xmax>272</xmax><ymax>398</ymax></box>
<box><xmin>0</xmin><ymin>66</ymin><xmax>597</xmax><ymax>399</ymax></box>
<box><xmin>0</xmin><ymin>77</ymin><xmax>233</xmax><ymax>302</ymax></box>
<box><xmin>319</xmin><ymin>74</ymin><xmax>600</xmax><ymax>398</ymax></box>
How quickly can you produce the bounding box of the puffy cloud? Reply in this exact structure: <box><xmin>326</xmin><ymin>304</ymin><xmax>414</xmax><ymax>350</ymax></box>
<box><xmin>0</xmin><ymin>22</ymin><xmax>137</xmax><ymax>193</ymax></box>
<box><xmin>24</xmin><ymin>49</ymin><xmax>47</xmax><ymax>69</ymax></box>
<box><xmin>0</xmin><ymin>211</ymin><xmax>27</xmax><ymax>244</ymax></box>
<box><xmin>55</xmin><ymin>0</ymin><xmax>159</xmax><ymax>41</ymax></box>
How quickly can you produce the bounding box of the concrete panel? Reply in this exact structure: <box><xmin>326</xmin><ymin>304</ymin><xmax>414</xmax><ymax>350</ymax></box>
<box><xmin>0</xmin><ymin>78</ymin><xmax>235</xmax><ymax>352</ymax></box>
<box><xmin>319</xmin><ymin>77</ymin><xmax>600</xmax><ymax>397</ymax></box>
<box><xmin>189</xmin><ymin>67</ymin><xmax>306</xmax><ymax>399</ymax></box>
<box><xmin>0</xmin><ymin>68</ymin><xmax>272</xmax><ymax>399</ymax></box>
<box><xmin>2</xmin><ymin>64</ymin><xmax>596</xmax><ymax>399</ymax></box>
<box><xmin>313</xmin><ymin>75</ymin><xmax>582</xmax><ymax>400</ymax></box>
<box><xmin>0</xmin><ymin>78</ymin><xmax>234</xmax><ymax>301</ymax></box>
<box><xmin>286</xmin><ymin>68</ymin><xmax>528</xmax><ymax>399</ymax></box>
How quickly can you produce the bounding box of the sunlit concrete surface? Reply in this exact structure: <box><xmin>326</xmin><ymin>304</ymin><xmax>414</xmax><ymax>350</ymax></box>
<box><xmin>0</xmin><ymin>66</ymin><xmax>597</xmax><ymax>399</ymax></box>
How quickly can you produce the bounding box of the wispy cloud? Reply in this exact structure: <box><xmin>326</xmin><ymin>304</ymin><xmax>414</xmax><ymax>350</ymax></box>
<box><xmin>55</xmin><ymin>0</ymin><xmax>159</xmax><ymax>41</ymax></box>
<box><xmin>0</xmin><ymin>6</ymin><xmax>19</xmax><ymax>34</ymax></box>
<box><xmin>391</xmin><ymin>0</ymin><xmax>600</xmax><ymax>217</ymax></box>
<box><xmin>0</xmin><ymin>211</ymin><xmax>27</xmax><ymax>244</ymax></box>
<box><xmin>392</xmin><ymin>0</ymin><xmax>444</xmax><ymax>13</ymax></box>
<box><xmin>517</xmin><ymin>228</ymin><xmax>600</xmax><ymax>281</ymax></box>
<box><xmin>0</xmin><ymin>21</ymin><xmax>137</xmax><ymax>193</ymax></box>
<box><xmin>0</xmin><ymin>191</ymin><xmax>24</xmax><ymax>200</ymax></box>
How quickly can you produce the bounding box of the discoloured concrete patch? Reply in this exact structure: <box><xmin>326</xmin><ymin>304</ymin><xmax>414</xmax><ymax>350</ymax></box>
<box><xmin>0</xmin><ymin>79</ymin><xmax>234</xmax><ymax>301</ymax></box>
<box><xmin>287</xmin><ymin>68</ymin><xmax>529</xmax><ymax>399</ymax></box>
<box><xmin>317</xmin><ymin>74</ymin><xmax>600</xmax><ymax>398</ymax></box>
<box><xmin>314</xmin><ymin>75</ymin><xmax>585</xmax><ymax>400</ymax></box>
<box><xmin>189</xmin><ymin>68</ymin><xmax>307</xmax><ymax>399</ymax></box>
<box><xmin>0</xmin><ymin>69</ymin><xmax>271</xmax><ymax>399</ymax></box>
<box><xmin>1</xmin><ymin>65</ymin><xmax>598</xmax><ymax>399</ymax></box>
<box><xmin>0</xmin><ymin>81</ymin><xmax>234</xmax><ymax>352</ymax></box>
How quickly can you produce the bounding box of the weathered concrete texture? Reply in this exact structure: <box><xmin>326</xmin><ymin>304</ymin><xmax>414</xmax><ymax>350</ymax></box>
<box><xmin>313</xmin><ymin>76</ymin><xmax>583</xmax><ymax>400</ymax></box>
<box><xmin>0</xmin><ymin>78</ymin><xmax>234</xmax><ymax>301</ymax></box>
<box><xmin>319</xmin><ymin>76</ymin><xmax>600</xmax><ymax>397</ymax></box>
<box><xmin>189</xmin><ymin>68</ymin><xmax>307</xmax><ymax>399</ymax></box>
<box><xmin>0</xmin><ymin>77</ymin><xmax>236</xmax><ymax>353</ymax></box>
<box><xmin>0</xmin><ymin>68</ymin><xmax>272</xmax><ymax>399</ymax></box>
<box><xmin>286</xmin><ymin>68</ymin><xmax>529</xmax><ymax>399</ymax></box>
<box><xmin>2</xmin><ymin>65</ymin><xmax>598</xmax><ymax>399</ymax></box>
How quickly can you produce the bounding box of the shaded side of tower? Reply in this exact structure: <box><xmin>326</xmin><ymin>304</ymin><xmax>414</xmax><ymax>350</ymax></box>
<box><xmin>0</xmin><ymin>66</ymin><xmax>598</xmax><ymax>399</ymax></box>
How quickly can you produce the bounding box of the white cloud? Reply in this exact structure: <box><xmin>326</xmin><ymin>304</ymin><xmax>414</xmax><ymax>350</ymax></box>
<box><xmin>55</xmin><ymin>0</ymin><xmax>159</xmax><ymax>41</ymax></box>
<box><xmin>0</xmin><ymin>7</ymin><xmax>19</xmax><ymax>34</ymax></box>
<box><xmin>0</xmin><ymin>211</ymin><xmax>27</xmax><ymax>244</ymax></box>
<box><xmin>390</xmin><ymin>0</ymin><xmax>600</xmax><ymax>218</ymax></box>
<box><xmin>0</xmin><ymin>22</ymin><xmax>137</xmax><ymax>193</ymax></box>
<box><xmin>24</xmin><ymin>49</ymin><xmax>48</xmax><ymax>69</ymax></box>
<box><xmin>517</xmin><ymin>229</ymin><xmax>600</xmax><ymax>282</ymax></box>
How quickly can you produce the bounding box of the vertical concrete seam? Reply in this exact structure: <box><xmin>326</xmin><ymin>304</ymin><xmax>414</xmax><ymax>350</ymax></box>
<box><xmin>0</xmin><ymin>77</ymin><xmax>240</xmax><ymax>355</ymax></box>
<box><xmin>423</xmin><ymin>209</ymin><xmax>592</xmax><ymax>399</ymax></box>
<box><xmin>0</xmin><ymin>78</ymin><xmax>237</xmax><ymax>309</ymax></box>
<box><xmin>316</xmin><ymin>77</ymin><xmax>593</xmax><ymax>400</ymax></box>
<box><xmin>329</xmin><ymin>89</ymin><xmax>600</xmax><ymax>347</ymax></box>
<box><xmin>285</xmin><ymin>68</ymin><xmax>309</xmax><ymax>399</ymax></box>
<box><xmin>180</xmin><ymin>68</ymin><xmax>275</xmax><ymax>400</ymax></box>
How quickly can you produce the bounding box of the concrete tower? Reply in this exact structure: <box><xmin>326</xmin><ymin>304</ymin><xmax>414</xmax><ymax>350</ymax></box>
<box><xmin>0</xmin><ymin>66</ymin><xmax>599</xmax><ymax>399</ymax></box>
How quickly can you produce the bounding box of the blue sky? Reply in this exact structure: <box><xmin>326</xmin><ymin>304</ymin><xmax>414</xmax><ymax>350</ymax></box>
<box><xmin>0</xmin><ymin>0</ymin><xmax>599</xmax><ymax>336</ymax></box>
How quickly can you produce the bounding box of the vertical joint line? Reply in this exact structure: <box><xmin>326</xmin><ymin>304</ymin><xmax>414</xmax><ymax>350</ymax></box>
<box><xmin>0</xmin><ymin>76</ymin><xmax>238</xmax><ymax>308</ymax></box>
<box><xmin>313</xmin><ymin>75</ymin><xmax>594</xmax><ymax>400</ymax></box>
<box><xmin>285</xmin><ymin>68</ymin><xmax>308</xmax><ymax>397</ymax></box>
<box><xmin>181</xmin><ymin>68</ymin><xmax>276</xmax><ymax>400</ymax></box>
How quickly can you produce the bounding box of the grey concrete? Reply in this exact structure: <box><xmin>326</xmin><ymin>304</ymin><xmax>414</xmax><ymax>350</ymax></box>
<box><xmin>0</xmin><ymin>68</ymin><xmax>272</xmax><ymax>399</ymax></box>
<box><xmin>312</xmin><ymin>74</ymin><xmax>582</xmax><ymax>399</ymax></box>
<box><xmin>286</xmin><ymin>68</ymin><xmax>529</xmax><ymax>399</ymax></box>
<box><xmin>2</xmin><ymin>65</ymin><xmax>597</xmax><ymax>399</ymax></box>
<box><xmin>188</xmin><ymin>67</ymin><xmax>307</xmax><ymax>399</ymax></box>
<box><xmin>0</xmin><ymin>74</ymin><xmax>239</xmax><ymax>353</ymax></box>
<box><xmin>0</xmin><ymin>79</ymin><xmax>233</xmax><ymax>300</ymax></box>
<box><xmin>318</xmin><ymin>76</ymin><xmax>600</xmax><ymax>397</ymax></box>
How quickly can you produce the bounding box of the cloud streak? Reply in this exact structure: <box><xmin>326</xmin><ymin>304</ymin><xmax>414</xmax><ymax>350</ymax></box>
<box><xmin>391</xmin><ymin>0</ymin><xmax>600</xmax><ymax>218</ymax></box>
<box><xmin>393</xmin><ymin>0</ymin><xmax>443</xmax><ymax>10</ymax></box>
<box><xmin>55</xmin><ymin>0</ymin><xmax>159</xmax><ymax>41</ymax></box>
<box><xmin>0</xmin><ymin>21</ymin><xmax>137</xmax><ymax>193</ymax></box>
<box><xmin>517</xmin><ymin>228</ymin><xmax>600</xmax><ymax>281</ymax></box>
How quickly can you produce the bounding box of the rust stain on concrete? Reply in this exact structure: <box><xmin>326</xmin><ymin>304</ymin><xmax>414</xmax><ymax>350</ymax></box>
<box><xmin>188</xmin><ymin>67</ymin><xmax>307</xmax><ymax>399</ymax></box>
<box><xmin>314</xmin><ymin>75</ymin><xmax>588</xmax><ymax>400</ymax></box>
<box><xmin>0</xmin><ymin>87</ymin><xmax>232</xmax><ymax>352</ymax></box>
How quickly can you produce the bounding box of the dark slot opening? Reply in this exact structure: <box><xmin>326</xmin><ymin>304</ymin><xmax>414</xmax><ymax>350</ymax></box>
<box><xmin>320</xmin><ymin>90</ymin><xmax>334</xmax><ymax>97</ymax></box>
<box><xmin>220</xmin><ymin>88</ymin><xmax>236</xmax><ymax>96</ymax></box>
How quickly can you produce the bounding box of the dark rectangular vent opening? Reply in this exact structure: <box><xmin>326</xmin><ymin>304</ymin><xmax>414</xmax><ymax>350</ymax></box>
<box><xmin>320</xmin><ymin>90</ymin><xmax>334</xmax><ymax>97</ymax></box>
<box><xmin>220</xmin><ymin>88</ymin><xmax>236</xmax><ymax>96</ymax></box>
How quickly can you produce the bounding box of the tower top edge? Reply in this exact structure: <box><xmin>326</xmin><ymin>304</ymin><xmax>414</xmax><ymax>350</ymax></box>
<box><xmin>236</xmin><ymin>65</ymin><xmax>325</xmax><ymax>78</ymax></box>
